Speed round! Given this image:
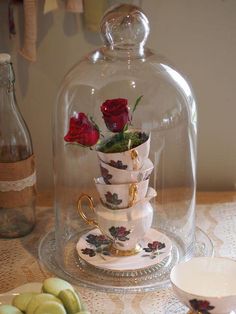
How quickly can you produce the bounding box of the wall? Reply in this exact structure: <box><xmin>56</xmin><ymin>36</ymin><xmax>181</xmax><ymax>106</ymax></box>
<box><xmin>0</xmin><ymin>0</ymin><xmax>236</xmax><ymax>191</ymax></box>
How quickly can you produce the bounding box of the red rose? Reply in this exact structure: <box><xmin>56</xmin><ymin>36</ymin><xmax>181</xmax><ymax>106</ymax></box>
<box><xmin>101</xmin><ymin>98</ymin><xmax>130</xmax><ymax>133</ymax></box>
<box><xmin>64</xmin><ymin>113</ymin><xmax>99</xmax><ymax>147</ymax></box>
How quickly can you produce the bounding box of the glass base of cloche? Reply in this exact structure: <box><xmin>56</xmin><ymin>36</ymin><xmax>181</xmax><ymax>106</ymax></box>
<box><xmin>38</xmin><ymin>226</ymin><xmax>213</xmax><ymax>293</ymax></box>
<box><xmin>164</xmin><ymin>295</ymin><xmax>190</xmax><ymax>314</ymax></box>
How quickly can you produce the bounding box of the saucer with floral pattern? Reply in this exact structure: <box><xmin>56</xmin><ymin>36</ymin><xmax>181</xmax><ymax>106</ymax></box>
<box><xmin>76</xmin><ymin>228</ymin><xmax>172</xmax><ymax>272</ymax></box>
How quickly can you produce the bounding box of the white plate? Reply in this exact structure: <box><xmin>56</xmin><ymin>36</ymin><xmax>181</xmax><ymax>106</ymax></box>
<box><xmin>0</xmin><ymin>283</ymin><xmax>41</xmax><ymax>305</ymax></box>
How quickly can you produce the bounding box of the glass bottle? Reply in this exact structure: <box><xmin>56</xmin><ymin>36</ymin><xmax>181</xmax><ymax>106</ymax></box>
<box><xmin>0</xmin><ymin>53</ymin><xmax>36</xmax><ymax>238</ymax></box>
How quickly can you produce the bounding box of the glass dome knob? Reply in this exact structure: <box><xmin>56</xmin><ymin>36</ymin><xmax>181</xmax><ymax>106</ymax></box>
<box><xmin>100</xmin><ymin>4</ymin><xmax>150</xmax><ymax>49</ymax></box>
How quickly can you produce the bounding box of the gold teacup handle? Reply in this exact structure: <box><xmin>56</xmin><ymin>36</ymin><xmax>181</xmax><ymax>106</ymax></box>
<box><xmin>131</xmin><ymin>149</ymin><xmax>140</xmax><ymax>170</ymax></box>
<box><xmin>77</xmin><ymin>193</ymin><xmax>113</xmax><ymax>240</ymax></box>
<box><xmin>128</xmin><ymin>183</ymin><xmax>138</xmax><ymax>207</ymax></box>
<box><xmin>77</xmin><ymin>193</ymin><xmax>99</xmax><ymax>229</ymax></box>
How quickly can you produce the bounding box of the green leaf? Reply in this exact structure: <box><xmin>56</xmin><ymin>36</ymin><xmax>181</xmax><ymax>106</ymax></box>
<box><xmin>122</xmin><ymin>123</ymin><xmax>129</xmax><ymax>133</ymax></box>
<box><xmin>132</xmin><ymin>95</ymin><xmax>143</xmax><ymax>113</ymax></box>
<box><xmin>97</xmin><ymin>131</ymin><xmax>148</xmax><ymax>153</ymax></box>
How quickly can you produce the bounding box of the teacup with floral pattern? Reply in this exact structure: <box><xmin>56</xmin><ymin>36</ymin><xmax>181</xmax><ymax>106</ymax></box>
<box><xmin>77</xmin><ymin>187</ymin><xmax>157</xmax><ymax>255</ymax></box>
<box><xmin>94</xmin><ymin>177</ymin><xmax>149</xmax><ymax>209</ymax></box>
<box><xmin>99</xmin><ymin>158</ymin><xmax>154</xmax><ymax>185</ymax></box>
<box><xmin>170</xmin><ymin>257</ymin><xmax>236</xmax><ymax>314</ymax></box>
<box><xmin>96</xmin><ymin>130</ymin><xmax>150</xmax><ymax>171</ymax></box>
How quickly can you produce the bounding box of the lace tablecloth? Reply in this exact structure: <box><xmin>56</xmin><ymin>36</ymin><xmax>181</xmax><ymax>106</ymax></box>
<box><xmin>0</xmin><ymin>199</ymin><xmax>236</xmax><ymax>313</ymax></box>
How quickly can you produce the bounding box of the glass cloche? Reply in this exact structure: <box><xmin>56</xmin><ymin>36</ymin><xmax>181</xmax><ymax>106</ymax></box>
<box><xmin>45</xmin><ymin>4</ymin><xmax>208</xmax><ymax>292</ymax></box>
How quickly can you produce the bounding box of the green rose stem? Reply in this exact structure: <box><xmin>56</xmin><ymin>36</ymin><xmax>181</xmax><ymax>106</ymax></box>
<box><xmin>132</xmin><ymin>95</ymin><xmax>143</xmax><ymax>115</ymax></box>
<box><xmin>89</xmin><ymin>116</ymin><xmax>101</xmax><ymax>134</ymax></box>
<box><xmin>118</xmin><ymin>95</ymin><xmax>144</xmax><ymax>151</ymax></box>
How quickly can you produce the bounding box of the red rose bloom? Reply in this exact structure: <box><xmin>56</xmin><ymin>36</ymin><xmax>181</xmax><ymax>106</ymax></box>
<box><xmin>64</xmin><ymin>113</ymin><xmax>99</xmax><ymax>147</ymax></box>
<box><xmin>101</xmin><ymin>98</ymin><xmax>130</xmax><ymax>133</ymax></box>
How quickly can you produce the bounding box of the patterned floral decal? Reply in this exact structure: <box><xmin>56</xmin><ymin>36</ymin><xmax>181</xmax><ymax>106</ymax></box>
<box><xmin>105</xmin><ymin>191</ymin><xmax>122</xmax><ymax>206</ymax></box>
<box><xmin>81</xmin><ymin>227</ymin><xmax>131</xmax><ymax>257</ymax></box>
<box><xmin>100</xmin><ymin>165</ymin><xmax>112</xmax><ymax>184</ymax></box>
<box><xmin>109</xmin><ymin>226</ymin><xmax>130</xmax><ymax>242</ymax></box>
<box><xmin>189</xmin><ymin>299</ymin><xmax>215</xmax><ymax>314</ymax></box>
<box><xmin>142</xmin><ymin>241</ymin><xmax>166</xmax><ymax>259</ymax></box>
<box><xmin>81</xmin><ymin>234</ymin><xmax>111</xmax><ymax>257</ymax></box>
<box><xmin>81</xmin><ymin>248</ymin><xmax>96</xmax><ymax>257</ymax></box>
<box><xmin>86</xmin><ymin>234</ymin><xmax>110</xmax><ymax>247</ymax></box>
<box><xmin>108</xmin><ymin>160</ymin><xmax>128</xmax><ymax>169</ymax></box>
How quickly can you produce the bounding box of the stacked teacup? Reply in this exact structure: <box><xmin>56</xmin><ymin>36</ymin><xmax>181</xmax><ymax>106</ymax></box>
<box><xmin>92</xmin><ymin>130</ymin><xmax>157</xmax><ymax>256</ymax></box>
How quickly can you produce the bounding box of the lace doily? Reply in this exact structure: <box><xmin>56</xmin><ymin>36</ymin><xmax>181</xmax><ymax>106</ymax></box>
<box><xmin>0</xmin><ymin>201</ymin><xmax>236</xmax><ymax>313</ymax></box>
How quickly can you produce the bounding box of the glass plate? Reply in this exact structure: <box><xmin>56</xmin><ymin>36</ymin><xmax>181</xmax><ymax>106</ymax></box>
<box><xmin>39</xmin><ymin>227</ymin><xmax>213</xmax><ymax>293</ymax></box>
<box><xmin>164</xmin><ymin>295</ymin><xmax>189</xmax><ymax>314</ymax></box>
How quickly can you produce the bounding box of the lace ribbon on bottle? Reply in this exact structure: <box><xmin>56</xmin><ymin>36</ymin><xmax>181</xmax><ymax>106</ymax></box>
<box><xmin>0</xmin><ymin>155</ymin><xmax>36</xmax><ymax>208</ymax></box>
<box><xmin>0</xmin><ymin>171</ymin><xmax>36</xmax><ymax>192</ymax></box>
